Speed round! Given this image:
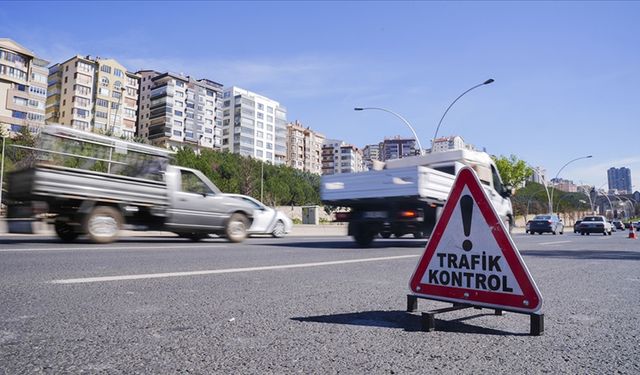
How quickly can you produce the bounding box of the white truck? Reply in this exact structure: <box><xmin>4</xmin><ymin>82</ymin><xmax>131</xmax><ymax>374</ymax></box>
<box><xmin>321</xmin><ymin>148</ymin><xmax>514</xmax><ymax>246</ymax></box>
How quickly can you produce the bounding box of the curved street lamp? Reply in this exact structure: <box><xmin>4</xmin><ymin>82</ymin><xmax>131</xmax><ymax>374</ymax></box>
<box><xmin>549</xmin><ymin>155</ymin><xmax>593</xmax><ymax>213</ymax></box>
<box><xmin>432</xmin><ymin>79</ymin><xmax>494</xmax><ymax>151</ymax></box>
<box><xmin>354</xmin><ymin>107</ymin><xmax>424</xmax><ymax>155</ymax></box>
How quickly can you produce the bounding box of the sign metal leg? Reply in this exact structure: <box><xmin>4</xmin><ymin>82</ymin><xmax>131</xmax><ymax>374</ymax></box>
<box><xmin>407</xmin><ymin>294</ymin><xmax>418</xmax><ymax>312</ymax></box>
<box><xmin>530</xmin><ymin>313</ymin><xmax>544</xmax><ymax>336</ymax></box>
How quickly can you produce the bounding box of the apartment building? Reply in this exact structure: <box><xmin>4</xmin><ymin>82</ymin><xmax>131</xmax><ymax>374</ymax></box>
<box><xmin>137</xmin><ymin>70</ymin><xmax>223</xmax><ymax>150</ymax></box>
<box><xmin>550</xmin><ymin>177</ymin><xmax>578</xmax><ymax>193</ymax></box>
<box><xmin>321</xmin><ymin>139</ymin><xmax>364</xmax><ymax>175</ymax></box>
<box><xmin>286</xmin><ymin>120</ymin><xmax>324</xmax><ymax>174</ymax></box>
<box><xmin>46</xmin><ymin>55</ymin><xmax>140</xmax><ymax>138</ymax></box>
<box><xmin>0</xmin><ymin>39</ymin><xmax>48</xmax><ymax>134</ymax></box>
<box><xmin>431</xmin><ymin>135</ymin><xmax>466</xmax><ymax>153</ymax></box>
<box><xmin>362</xmin><ymin>143</ymin><xmax>380</xmax><ymax>170</ymax></box>
<box><xmin>379</xmin><ymin>136</ymin><xmax>417</xmax><ymax>161</ymax></box>
<box><xmin>221</xmin><ymin>87</ymin><xmax>287</xmax><ymax>164</ymax></box>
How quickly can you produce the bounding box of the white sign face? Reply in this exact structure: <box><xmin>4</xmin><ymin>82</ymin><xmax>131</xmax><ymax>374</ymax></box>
<box><xmin>420</xmin><ymin>185</ymin><xmax>522</xmax><ymax>296</ymax></box>
<box><xmin>410</xmin><ymin>167</ymin><xmax>542</xmax><ymax>312</ymax></box>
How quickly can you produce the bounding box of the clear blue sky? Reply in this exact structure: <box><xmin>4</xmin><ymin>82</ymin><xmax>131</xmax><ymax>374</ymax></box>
<box><xmin>2</xmin><ymin>1</ymin><xmax>639</xmax><ymax>189</ymax></box>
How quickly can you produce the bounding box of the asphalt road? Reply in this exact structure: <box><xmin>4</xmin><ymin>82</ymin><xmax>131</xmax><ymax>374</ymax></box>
<box><xmin>1</xmin><ymin>231</ymin><xmax>639</xmax><ymax>374</ymax></box>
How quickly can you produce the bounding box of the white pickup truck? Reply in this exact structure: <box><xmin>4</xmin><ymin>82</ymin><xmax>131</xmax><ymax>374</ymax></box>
<box><xmin>321</xmin><ymin>148</ymin><xmax>514</xmax><ymax>246</ymax></box>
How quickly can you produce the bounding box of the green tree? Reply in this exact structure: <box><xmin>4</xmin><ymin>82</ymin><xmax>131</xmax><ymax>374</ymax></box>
<box><xmin>492</xmin><ymin>154</ymin><xmax>533</xmax><ymax>189</ymax></box>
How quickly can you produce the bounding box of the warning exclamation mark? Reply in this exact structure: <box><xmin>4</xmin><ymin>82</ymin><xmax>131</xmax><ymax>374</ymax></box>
<box><xmin>460</xmin><ymin>195</ymin><xmax>473</xmax><ymax>252</ymax></box>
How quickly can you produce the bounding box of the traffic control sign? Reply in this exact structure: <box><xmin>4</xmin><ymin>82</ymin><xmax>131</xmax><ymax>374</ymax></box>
<box><xmin>409</xmin><ymin>167</ymin><xmax>543</xmax><ymax>313</ymax></box>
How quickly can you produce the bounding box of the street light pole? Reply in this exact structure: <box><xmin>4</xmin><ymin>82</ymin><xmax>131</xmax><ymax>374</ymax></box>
<box><xmin>432</xmin><ymin>79</ymin><xmax>494</xmax><ymax>150</ymax></box>
<box><xmin>549</xmin><ymin>155</ymin><xmax>592</xmax><ymax>213</ymax></box>
<box><xmin>354</xmin><ymin>107</ymin><xmax>424</xmax><ymax>155</ymax></box>
<box><xmin>261</xmin><ymin>160</ymin><xmax>264</xmax><ymax>202</ymax></box>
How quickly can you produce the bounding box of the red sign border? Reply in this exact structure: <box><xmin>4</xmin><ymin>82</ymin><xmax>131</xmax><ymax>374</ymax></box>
<box><xmin>409</xmin><ymin>167</ymin><xmax>543</xmax><ymax>313</ymax></box>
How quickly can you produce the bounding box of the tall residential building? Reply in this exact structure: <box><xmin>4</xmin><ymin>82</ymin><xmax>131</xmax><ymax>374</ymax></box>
<box><xmin>46</xmin><ymin>55</ymin><xmax>140</xmax><ymax>138</ymax></box>
<box><xmin>431</xmin><ymin>135</ymin><xmax>468</xmax><ymax>153</ymax></box>
<box><xmin>321</xmin><ymin>139</ymin><xmax>364</xmax><ymax>175</ymax></box>
<box><xmin>379</xmin><ymin>136</ymin><xmax>416</xmax><ymax>161</ymax></box>
<box><xmin>137</xmin><ymin>71</ymin><xmax>223</xmax><ymax>150</ymax></box>
<box><xmin>0</xmin><ymin>39</ymin><xmax>48</xmax><ymax>134</ymax></box>
<box><xmin>221</xmin><ymin>87</ymin><xmax>287</xmax><ymax>165</ymax></box>
<box><xmin>607</xmin><ymin>167</ymin><xmax>632</xmax><ymax>194</ymax></box>
<box><xmin>362</xmin><ymin>143</ymin><xmax>380</xmax><ymax>170</ymax></box>
<box><xmin>285</xmin><ymin>120</ymin><xmax>324</xmax><ymax>175</ymax></box>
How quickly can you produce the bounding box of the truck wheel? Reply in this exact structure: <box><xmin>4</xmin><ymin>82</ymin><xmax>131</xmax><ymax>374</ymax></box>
<box><xmin>54</xmin><ymin>220</ymin><xmax>79</xmax><ymax>242</ymax></box>
<box><xmin>225</xmin><ymin>213</ymin><xmax>248</xmax><ymax>243</ymax></box>
<box><xmin>413</xmin><ymin>231</ymin><xmax>427</xmax><ymax>239</ymax></box>
<box><xmin>380</xmin><ymin>232</ymin><xmax>391</xmax><ymax>239</ymax></box>
<box><xmin>85</xmin><ymin>206</ymin><xmax>122</xmax><ymax>244</ymax></box>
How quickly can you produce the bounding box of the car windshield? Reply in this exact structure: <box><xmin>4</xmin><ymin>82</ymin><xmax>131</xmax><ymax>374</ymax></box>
<box><xmin>533</xmin><ymin>216</ymin><xmax>551</xmax><ymax>220</ymax></box>
<box><xmin>583</xmin><ymin>216</ymin><xmax>603</xmax><ymax>222</ymax></box>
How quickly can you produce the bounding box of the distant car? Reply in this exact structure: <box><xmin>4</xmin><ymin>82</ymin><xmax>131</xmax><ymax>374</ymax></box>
<box><xmin>608</xmin><ymin>221</ymin><xmax>617</xmax><ymax>232</ymax></box>
<box><xmin>612</xmin><ymin>220</ymin><xmax>625</xmax><ymax>230</ymax></box>
<box><xmin>573</xmin><ymin>220</ymin><xmax>582</xmax><ymax>233</ymax></box>
<box><xmin>528</xmin><ymin>214</ymin><xmax>564</xmax><ymax>235</ymax></box>
<box><xmin>225</xmin><ymin>194</ymin><xmax>293</xmax><ymax>237</ymax></box>
<box><xmin>579</xmin><ymin>216</ymin><xmax>612</xmax><ymax>236</ymax></box>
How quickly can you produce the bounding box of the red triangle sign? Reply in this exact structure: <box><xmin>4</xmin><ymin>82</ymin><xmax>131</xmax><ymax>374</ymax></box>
<box><xmin>409</xmin><ymin>167</ymin><xmax>543</xmax><ymax>313</ymax></box>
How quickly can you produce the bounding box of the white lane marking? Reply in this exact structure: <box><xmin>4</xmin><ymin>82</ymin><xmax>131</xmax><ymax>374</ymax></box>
<box><xmin>50</xmin><ymin>254</ymin><xmax>421</xmax><ymax>284</ymax></box>
<box><xmin>0</xmin><ymin>244</ymin><xmax>223</xmax><ymax>253</ymax></box>
<box><xmin>539</xmin><ymin>240</ymin><xmax>572</xmax><ymax>245</ymax></box>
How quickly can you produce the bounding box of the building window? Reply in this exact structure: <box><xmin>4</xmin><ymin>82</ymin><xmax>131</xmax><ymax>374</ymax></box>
<box><xmin>96</xmin><ymin>98</ymin><xmax>108</xmax><ymax>107</ymax></box>
<box><xmin>174</xmin><ymin>110</ymin><xmax>183</xmax><ymax>116</ymax></box>
<box><xmin>112</xmin><ymin>90</ymin><xmax>122</xmax><ymax>99</ymax></box>
<box><xmin>101</xmin><ymin>76</ymin><xmax>109</xmax><ymax>86</ymax></box>
<box><xmin>100</xmin><ymin>65</ymin><xmax>111</xmax><ymax>74</ymax></box>
<box><xmin>12</xmin><ymin>96</ymin><xmax>28</xmax><ymax>106</ymax></box>
<box><xmin>113</xmin><ymin>68</ymin><xmax>123</xmax><ymax>77</ymax></box>
<box><xmin>175</xmin><ymin>81</ymin><xmax>184</xmax><ymax>87</ymax></box>
<box><xmin>173</xmin><ymin>130</ymin><xmax>182</xmax><ymax>136</ymax></box>
<box><xmin>174</xmin><ymin>120</ymin><xmax>183</xmax><ymax>127</ymax></box>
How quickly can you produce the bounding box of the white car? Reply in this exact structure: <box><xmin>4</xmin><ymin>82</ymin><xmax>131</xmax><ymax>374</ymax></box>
<box><xmin>225</xmin><ymin>194</ymin><xmax>293</xmax><ymax>238</ymax></box>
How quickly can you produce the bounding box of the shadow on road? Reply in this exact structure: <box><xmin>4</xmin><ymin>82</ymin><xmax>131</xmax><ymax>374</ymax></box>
<box><xmin>292</xmin><ymin>310</ymin><xmax>526</xmax><ymax>336</ymax></box>
<box><xmin>522</xmin><ymin>249</ymin><xmax>640</xmax><ymax>261</ymax></box>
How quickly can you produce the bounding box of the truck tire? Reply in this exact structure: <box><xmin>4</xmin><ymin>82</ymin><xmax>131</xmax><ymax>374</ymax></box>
<box><xmin>353</xmin><ymin>223</ymin><xmax>375</xmax><ymax>247</ymax></box>
<box><xmin>225</xmin><ymin>213</ymin><xmax>248</xmax><ymax>243</ymax></box>
<box><xmin>54</xmin><ymin>220</ymin><xmax>79</xmax><ymax>242</ymax></box>
<box><xmin>84</xmin><ymin>206</ymin><xmax>122</xmax><ymax>244</ymax></box>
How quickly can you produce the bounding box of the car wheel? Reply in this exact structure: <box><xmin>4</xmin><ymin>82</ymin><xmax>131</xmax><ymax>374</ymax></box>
<box><xmin>608</xmin><ymin>231</ymin><xmax>612</xmax><ymax>236</ymax></box>
<box><xmin>271</xmin><ymin>220</ymin><xmax>286</xmax><ymax>238</ymax></box>
<box><xmin>552</xmin><ymin>230</ymin><xmax>556</xmax><ymax>235</ymax></box>
<box><xmin>380</xmin><ymin>232</ymin><xmax>391</xmax><ymax>239</ymax></box>
<box><xmin>84</xmin><ymin>206</ymin><xmax>122</xmax><ymax>244</ymax></box>
<box><xmin>225</xmin><ymin>213</ymin><xmax>248</xmax><ymax>243</ymax></box>
<box><xmin>581</xmin><ymin>232</ymin><xmax>585</xmax><ymax>235</ymax></box>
